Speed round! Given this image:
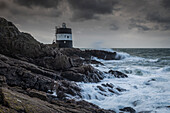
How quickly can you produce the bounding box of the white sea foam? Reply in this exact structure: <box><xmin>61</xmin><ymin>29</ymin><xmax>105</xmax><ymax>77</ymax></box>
<box><xmin>77</xmin><ymin>49</ymin><xmax>170</xmax><ymax>112</ymax></box>
<box><xmin>79</xmin><ymin>73</ymin><xmax>170</xmax><ymax>112</ymax></box>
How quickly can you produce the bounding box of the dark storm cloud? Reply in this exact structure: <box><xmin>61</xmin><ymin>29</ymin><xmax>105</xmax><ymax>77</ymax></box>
<box><xmin>123</xmin><ymin>0</ymin><xmax>170</xmax><ymax>31</ymax></box>
<box><xmin>13</xmin><ymin>0</ymin><xmax>60</xmax><ymax>8</ymax></box>
<box><xmin>67</xmin><ymin>0</ymin><xmax>119</xmax><ymax>21</ymax></box>
<box><xmin>128</xmin><ymin>18</ymin><xmax>151</xmax><ymax>31</ymax></box>
<box><xmin>0</xmin><ymin>0</ymin><xmax>7</xmax><ymax>9</ymax></box>
<box><xmin>0</xmin><ymin>0</ymin><xmax>62</xmax><ymax>18</ymax></box>
<box><xmin>145</xmin><ymin>11</ymin><xmax>170</xmax><ymax>31</ymax></box>
<box><xmin>146</xmin><ymin>13</ymin><xmax>170</xmax><ymax>24</ymax></box>
<box><xmin>1</xmin><ymin>0</ymin><xmax>170</xmax><ymax>48</ymax></box>
<box><xmin>162</xmin><ymin>0</ymin><xmax>170</xmax><ymax>9</ymax></box>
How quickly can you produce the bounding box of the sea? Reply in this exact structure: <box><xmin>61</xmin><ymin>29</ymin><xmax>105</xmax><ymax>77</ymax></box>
<box><xmin>78</xmin><ymin>48</ymin><xmax>170</xmax><ymax>113</ymax></box>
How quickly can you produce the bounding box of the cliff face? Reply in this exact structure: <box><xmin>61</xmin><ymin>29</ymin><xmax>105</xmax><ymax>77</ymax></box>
<box><xmin>0</xmin><ymin>17</ymin><xmax>116</xmax><ymax>113</ymax></box>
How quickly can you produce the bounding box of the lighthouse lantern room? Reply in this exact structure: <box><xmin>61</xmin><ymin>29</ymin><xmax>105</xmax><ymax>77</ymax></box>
<box><xmin>55</xmin><ymin>23</ymin><xmax>73</xmax><ymax>48</ymax></box>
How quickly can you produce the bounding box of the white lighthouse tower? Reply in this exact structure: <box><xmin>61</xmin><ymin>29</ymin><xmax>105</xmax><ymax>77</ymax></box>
<box><xmin>55</xmin><ymin>23</ymin><xmax>73</xmax><ymax>48</ymax></box>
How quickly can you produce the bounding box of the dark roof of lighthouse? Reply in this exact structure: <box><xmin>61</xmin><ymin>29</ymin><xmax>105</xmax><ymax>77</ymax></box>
<box><xmin>56</xmin><ymin>28</ymin><xmax>72</xmax><ymax>34</ymax></box>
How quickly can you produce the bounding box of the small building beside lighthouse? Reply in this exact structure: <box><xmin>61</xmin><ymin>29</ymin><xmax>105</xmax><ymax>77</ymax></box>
<box><xmin>55</xmin><ymin>23</ymin><xmax>73</xmax><ymax>48</ymax></box>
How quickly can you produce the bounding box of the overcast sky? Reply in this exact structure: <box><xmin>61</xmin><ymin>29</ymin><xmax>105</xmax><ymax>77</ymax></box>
<box><xmin>0</xmin><ymin>0</ymin><xmax>170</xmax><ymax>48</ymax></box>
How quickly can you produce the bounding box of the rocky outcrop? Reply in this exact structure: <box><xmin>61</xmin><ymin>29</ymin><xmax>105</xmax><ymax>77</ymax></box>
<box><xmin>61</xmin><ymin>65</ymin><xmax>104</xmax><ymax>83</ymax></box>
<box><xmin>0</xmin><ymin>87</ymin><xmax>115</xmax><ymax>113</ymax></box>
<box><xmin>0</xmin><ymin>17</ymin><xmax>73</xmax><ymax>70</ymax></box>
<box><xmin>85</xmin><ymin>49</ymin><xmax>117</xmax><ymax>60</ymax></box>
<box><xmin>59</xmin><ymin>48</ymin><xmax>118</xmax><ymax>66</ymax></box>
<box><xmin>0</xmin><ymin>54</ymin><xmax>115</xmax><ymax>112</ymax></box>
<box><xmin>60</xmin><ymin>48</ymin><xmax>117</xmax><ymax>60</ymax></box>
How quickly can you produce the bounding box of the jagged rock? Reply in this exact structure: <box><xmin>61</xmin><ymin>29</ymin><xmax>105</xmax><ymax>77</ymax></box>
<box><xmin>97</xmin><ymin>86</ymin><xmax>106</xmax><ymax>92</ymax></box>
<box><xmin>55</xmin><ymin>80</ymin><xmax>81</xmax><ymax>99</ymax></box>
<box><xmin>101</xmin><ymin>83</ymin><xmax>108</xmax><ymax>87</ymax></box>
<box><xmin>106</xmin><ymin>83</ymin><xmax>114</xmax><ymax>88</ymax></box>
<box><xmin>61</xmin><ymin>65</ymin><xmax>104</xmax><ymax>83</ymax></box>
<box><xmin>108</xmin><ymin>70</ymin><xmax>128</xmax><ymax>78</ymax></box>
<box><xmin>116</xmin><ymin>87</ymin><xmax>126</xmax><ymax>92</ymax></box>
<box><xmin>108</xmin><ymin>88</ymin><xmax>120</xmax><ymax>95</ymax></box>
<box><xmin>119</xmin><ymin>107</ymin><xmax>136</xmax><ymax>113</ymax></box>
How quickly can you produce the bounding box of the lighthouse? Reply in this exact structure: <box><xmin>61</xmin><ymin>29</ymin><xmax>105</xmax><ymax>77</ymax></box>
<box><xmin>55</xmin><ymin>23</ymin><xmax>73</xmax><ymax>48</ymax></box>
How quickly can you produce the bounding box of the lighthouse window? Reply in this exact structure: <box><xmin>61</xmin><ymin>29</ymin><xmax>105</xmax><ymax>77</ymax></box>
<box><xmin>67</xmin><ymin>36</ymin><xmax>69</xmax><ymax>38</ymax></box>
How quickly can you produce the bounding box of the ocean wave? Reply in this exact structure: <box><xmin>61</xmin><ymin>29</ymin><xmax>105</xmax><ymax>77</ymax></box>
<box><xmin>115</xmin><ymin>52</ymin><xmax>130</xmax><ymax>60</ymax></box>
<box><xmin>98</xmin><ymin>48</ymin><xmax>159</xmax><ymax>62</ymax></box>
<box><xmin>160</xmin><ymin>66</ymin><xmax>170</xmax><ymax>72</ymax></box>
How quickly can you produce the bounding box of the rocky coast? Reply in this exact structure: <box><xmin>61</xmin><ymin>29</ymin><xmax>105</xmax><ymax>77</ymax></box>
<box><xmin>0</xmin><ymin>17</ymin><xmax>131</xmax><ymax>113</ymax></box>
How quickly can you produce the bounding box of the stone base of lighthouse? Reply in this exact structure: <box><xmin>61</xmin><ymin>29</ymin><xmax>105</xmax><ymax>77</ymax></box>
<box><xmin>57</xmin><ymin>40</ymin><xmax>73</xmax><ymax>48</ymax></box>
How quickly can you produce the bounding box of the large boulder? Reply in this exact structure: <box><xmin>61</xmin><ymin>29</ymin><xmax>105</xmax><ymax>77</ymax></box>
<box><xmin>85</xmin><ymin>50</ymin><xmax>117</xmax><ymax>60</ymax></box>
<box><xmin>54</xmin><ymin>80</ymin><xmax>82</xmax><ymax>99</ymax></box>
<box><xmin>61</xmin><ymin>65</ymin><xmax>104</xmax><ymax>82</ymax></box>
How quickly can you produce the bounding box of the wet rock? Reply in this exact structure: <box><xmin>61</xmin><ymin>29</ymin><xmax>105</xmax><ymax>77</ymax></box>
<box><xmin>99</xmin><ymin>92</ymin><xmax>107</xmax><ymax>96</ymax></box>
<box><xmin>97</xmin><ymin>86</ymin><xmax>106</xmax><ymax>92</ymax></box>
<box><xmin>108</xmin><ymin>70</ymin><xmax>128</xmax><ymax>78</ymax></box>
<box><xmin>55</xmin><ymin>80</ymin><xmax>81</xmax><ymax>99</ymax></box>
<box><xmin>148</xmin><ymin>78</ymin><xmax>156</xmax><ymax>82</ymax></box>
<box><xmin>108</xmin><ymin>88</ymin><xmax>120</xmax><ymax>95</ymax></box>
<box><xmin>85</xmin><ymin>50</ymin><xmax>117</xmax><ymax>60</ymax></box>
<box><xmin>106</xmin><ymin>83</ymin><xmax>114</xmax><ymax>88</ymax></box>
<box><xmin>101</xmin><ymin>83</ymin><xmax>108</xmax><ymax>87</ymax></box>
<box><xmin>144</xmin><ymin>82</ymin><xmax>151</xmax><ymax>85</ymax></box>
<box><xmin>61</xmin><ymin>65</ymin><xmax>104</xmax><ymax>83</ymax></box>
<box><xmin>116</xmin><ymin>87</ymin><xmax>126</xmax><ymax>92</ymax></box>
<box><xmin>119</xmin><ymin>107</ymin><xmax>136</xmax><ymax>113</ymax></box>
